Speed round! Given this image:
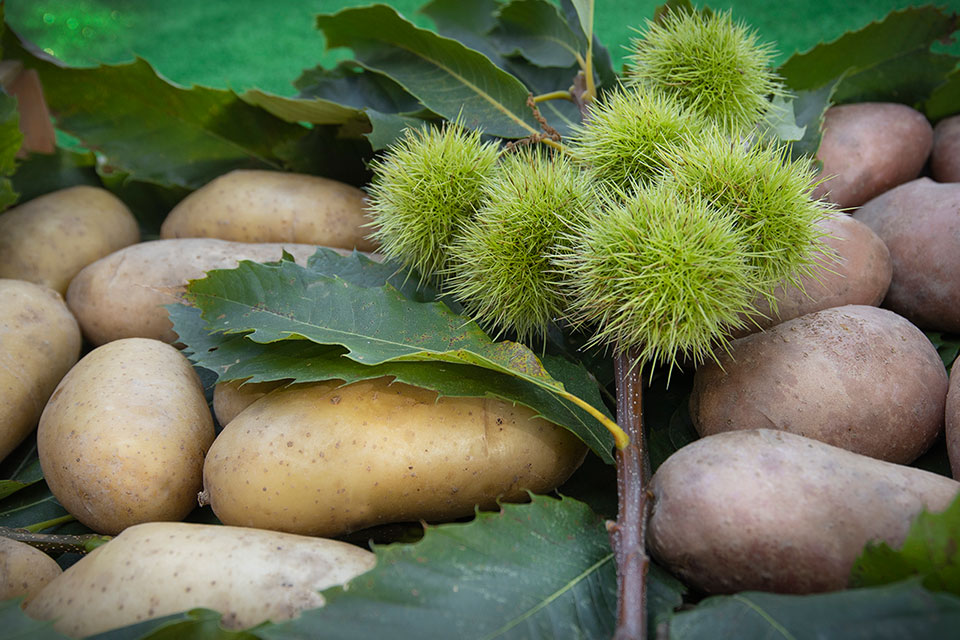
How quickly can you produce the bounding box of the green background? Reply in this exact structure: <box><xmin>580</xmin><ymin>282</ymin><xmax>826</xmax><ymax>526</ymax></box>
<box><xmin>6</xmin><ymin>0</ymin><xmax>960</xmax><ymax>96</ymax></box>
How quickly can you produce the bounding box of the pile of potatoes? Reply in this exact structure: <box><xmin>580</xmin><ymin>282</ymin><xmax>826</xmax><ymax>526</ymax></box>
<box><xmin>1</xmin><ymin>101</ymin><xmax>959</xmax><ymax>633</ymax></box>
<box><xmin>651</xmin><ymin>103</ymin><xmax>960</xmax><ymax>595</ymax></box>
<box><xmin>0</xmin><ymin>170</ymin><xmax>586</xmax><ymax>634</ymax></box>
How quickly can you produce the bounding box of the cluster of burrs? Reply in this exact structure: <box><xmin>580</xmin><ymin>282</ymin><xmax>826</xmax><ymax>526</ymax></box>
<box><xmin>366</xmin><ymin>9</ymin><xmax>832</xmax><ymax>372</ymax></box>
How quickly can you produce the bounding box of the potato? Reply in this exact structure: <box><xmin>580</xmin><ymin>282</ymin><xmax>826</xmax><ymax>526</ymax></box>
<box><xmin>932</xmin><ymin>114</ymin><xmax>960</xmax><ymax>183</ymax></box>
<box><xmin>692</xmin><ymin>305</ymin><xmax>947</xmax><ymax>463</ymax></box>
<box><xmin>0</xmin><ymin>186</ymin><xmax>139</xmax><ymax>294</ymax></box>
<box><xmin>213</xmin><ymin>379</ymin><xmax>286</xmax><ymax>426</ymax></box>
<box><xmin>160</xmin><ymin>169</ymin><xmax>377</xmax><ymax>251</ymax></box>
<box><xmin>38</xmin><ymin>338</ymin><xmax>215</xmax><ymax>534</ymax></box>
<box><xmin>812</xmin><ymin>103</ymin><xmax>933</xmax><ymax>209</ymax></box>
<box><xmin>948</xmin><ymin>366</ymin><xmax>960</xmax><ymax>479</ymax></box>
<box><xmin>732</xmin><ymin>212</ymin><xmax>891</xmax><ymax>337</ymax></box>
<box><xmin>202</xmin><ymin>377</ymin><xmax>587</xmax><ymax>537</ymax></box>
<box><xmin>25</xmin><ymin>521</ymin><xmax>375</xmax><ymax>636</ymax></box>
<box><xmin>853</xmin><ymin>178</ymin><xmax>960</xmax><ymax>332</ymax></box>
<box><xmin>66</xmin><ymin>238</ymin><xmax>325</xmax><ymax>345</ymax></box>
<box><xmin>0</xmin><ymin>538</ymin><xmax>61</xmax><ymax>603</ymax></box>
<box><xmin>0</xmin><ymin>280</ymin><xmax>81</xmax><ymax>460</ymax></box>
<box><xmin>649</xmin><ymin>429</ymin><xmax>960</xmax><ymax>594</ymax></box>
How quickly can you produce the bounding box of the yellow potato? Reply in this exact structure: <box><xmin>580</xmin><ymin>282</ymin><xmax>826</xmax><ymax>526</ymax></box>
<box><xmin>212</xmin><ymin>379</ymin><xmax>286</xmax><ymax>426</ymax></box>
<box><xmin>0</xmin><ymin>186</ymin><xmax>139</xmax><ymax>294</ymax></box>
<box><xmin>25</xmin><ymin>521</ymin><xmax>375</xmax><ymax>636</ymax></box>
<box><xmin>0</xmin><ymin>279</ymin><xmax>81</xmax><ymax>460</ymax></box>
<box><xmin>160</xmin><ymin>169</ymin><xmax>377</xmax><ymax>251</ymax></box>
<box><xmin>202</xmin><ymin>378</ymin><xmax>587</xmax><ymax>537</ymax></box>
<box><xmin>649</xmin><ymin>429</ymin><xmax>960</xmax><ymax>594</ymax></box>
<box><xmin>0</xmin><ymin>537</ymin><xmax>61</xmax><ymax>603</ymax></box>
<box><xmin>66</xmin><ymin>238</ymin><xmax>325</xmax><ymax>345</ymax></box>
<box><xmin>38</xmin><ymin>338</ymin><xmax>215</xmax><ymax>534</ymax></box>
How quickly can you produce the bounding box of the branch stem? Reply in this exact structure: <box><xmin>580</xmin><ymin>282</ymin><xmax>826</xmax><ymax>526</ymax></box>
<box><xmin>610</xmin><ymin>348</ymin><xmax>651</xmax><ymax>640</ymax></box>
<box><xmin>533</xmin><ymin>90</ymin><xmax>573</xmax><ymax>103</ymax></box>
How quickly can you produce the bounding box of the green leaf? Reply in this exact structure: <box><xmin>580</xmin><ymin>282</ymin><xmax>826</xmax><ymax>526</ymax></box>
<box><xmin>830</xmin><ymin>50</ymin><xmax>959</xmax><ymax>106</ymax></box>
<box><xmin>788</xmin><ymin>74</ymin><xmax>846</xmax><ymax>161</ymax></box>
<box><xmin>0</xmin><ymin>482</ymin><xmax>69</xmax><ymax>530</ymax></box>
<box><xmin>568</xmin><ymin>0</ymin><xmax>592</xmax><ymax>46</ymax></box>
<box><xmin>0</xmin><ymin>89</ymin><xmax>22</xmax><ymax>211</ymax></box>
<box><xmin>926</xmin><ymin>66</ymin><xmax>960</xmax><ymax>121</ymax></box>
<box><xmin>294</xmin><ymin>61</ymin><xmax>423</xmax><ymax>115</ymax></box>
<box><xmin>755</xmin><ymin>95</ymin><xmax>805</xmax><ymax>144</ymax></box>
<box><xmin>238</xmin><ymin>89</ymin><xmax>367</xmax><ymax>126</ymax></box>
<box><xmin>490</xmin><ymin>0</ymin><xmax>581</xmax><ymax>68</ymax></box>
<box><xmin>645</xmin><ymin>370</ymin><xmax>698</xmax><ymax>473</ymax></box>
<box><xmin>364</xmin><ymin>109</ymin><xmax>432</xmax><ymax>151</ymax></box>
<box><xmin>260</xmin><ymin>495</ymin><xmax>681</xmax><ymax>640</ymax></box>
<box><xmin>0</xmin><ymin>439</ymin><xmax>43</xmax><ymax>501</ymax></box>
<box><xmin>850</xmin><ymin>494</ymin><xmax>960</xmax><ymax>594</ymax></box>
<box><xmin>669</xmin><ymin>580</ymin><xmax>960</xmax><ymax>639</ymax></box>
<box><xmin>778</xmin><ymin>6</ymin><xmax>957</xmax><ymax>94</ymax></box>
<box><xmin>925</xmin><ymin>331</ymin><xmax>960</xmax><ymax>372</ymax></box>
<box><xmin>315</xmin><ymin>5</ymin><xmax>541</xmax><ymax>139</ymax></box>
<box><xmin>172</xmin><ymin>251</ymin><xmax>616</xmax><ymax>462</ymax></box>
<box><xmin>9</xmin><ymin>146</ymin><xmax>99</xmax><ymax>205</ymax></box>
<box><xmin>557</xmin><ymin>0</ymin><xmax>615</xmax><ymax>90</ymax></box>
<box><xmin>420</xmin><ymin>0</ymin><xmax>500</xmax><ymax>39</ymax></box>
<box><xmin>2</xmin><ymin>30</ymin><xmax>309</xmax><ymax>190</ymax></box>
<box><xmin>0</xmin><ymin>598</ymin><xmax>71</xmax><ymax>640</ymax></box>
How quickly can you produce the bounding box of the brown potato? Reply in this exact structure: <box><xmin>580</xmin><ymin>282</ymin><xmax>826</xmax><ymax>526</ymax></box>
<box><xmin>0</xmin><ymin>537</ymin><xmax>61</xmax><ymax>603</ymax></box>
<box><xmin>0</xmin><ymin>280</ymin><xmax>81</xmax><ymax>460</ymax></box>
<box><xmin>0</xmin><ymin>186</ymin><xmax>139</xmax><ymax>294</ymax></box>
<box><xmin>649</xmin><ymin>429</ymin><xmax>960</xmax><ymax>594</ymax></box>
<box><xmin>25</xmin><ymin>522</ymin><xmax>374</xmax><ymax>636</ymax></box>
<box><xmin>160</xmin><ymin>170</ymin><xmax>376</xmax><ymax>251</ymax></box>
<box><xmin>733</xmin><ymin>212</ymin><xmax>891</xmax><ymax>337</ymax></box>
<box><xmin>932</xmin><ymin>114</ymin><xmax>960</xmax><ymax>183</ymax></box>
<box><xmin>853</xmin><ymin>178</ymin><xmax>960</xmax><ymax>332</ymax></box>
<box><xmin>212</xmin><ymin>379</ymin><xmax>287</xmax><ymax>426</ymax></box>
<box><xmin>692</xmin><ymin>305</ymin><xmax>947</xmax><ymax>463</ymax></box>
<box><xmin>38</xmin><ymin>338</ymin><xmax>215</xmax><ymax>534</ymax></box>
<box><xmin>948</xmin><ymin>366</ymin><xmax>960</xmax><ymax>479</ymax></box>
<box><xmin>202</xmin><ymin>378</ymin><xmax>587</xmax><ymax>537</ymax></box>
<box><xmin>812</xmin><ymin>103</ymin><xmax>933</xmax><ymax>209</ymax></box>
<box><xmin>66</xmin><ymin>239</ymin><xmax>326</xmax><ymax>345</ymax></box>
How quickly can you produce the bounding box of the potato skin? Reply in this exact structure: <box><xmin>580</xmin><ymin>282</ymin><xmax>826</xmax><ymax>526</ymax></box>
<box><xmin>649</xmin><ymin>429</ymin><xmax>960</xmax><ymax>594</ymax></box>
<box><xmin>160</xmin><ymin>169</ymin><xmax>377</xmax><ymax>251</ymax></box>
<box><xmin>732</xmin><ymin>213</ymin><xmax>891</xmax><ymax>337</ymax></box>
<box><xmin>853</xmin><ymin>178</ymin><xmax>960</xmax><ymax>332</ymax></box>
<box><xmin>0</xmin><ymin>186</ymin><xmax>139</xmax><ymax>294</ymax></box>
<box><xmin>66</xmin><ymin>238</ymin><xmax>324</xmax><ymax>345</ymax></box>
<box><xmin>37</xmin><ymin>338</ymin><xmax>215</xmax><ymax>534</ymax></box>
<box><xmin>812</xmin><ymin>103</ymin><xmax>933</xmax><ymax>209</ymax></box>
<box><xmin>948</xmin><ymin>367</ymin><xmax>959</xmax><ymax>479</ymax></box>
<box><xmin>0</xmin><ymin>538</ymin><xmax>61</xmax><ymax>603</ymax></box>
<box><xmin>203</xmin><ymin>378</ymin><xmax>587</xmax><ymax>537</ymax></box>
<box><xmin>932</xmin><ymin>114</ymin><xmax>960</xmax><ymax>183</ymax></box>
<box><xmin>25</xmin><ymin>521</ymin><xmax>375</xmax><ymax>636</ymax></box>
<box><xmin>0</xmin><ymin>280</ymin><xmax>81</xmax><ymax>460</ymax></box>
<box><xmin>212</xmin><ymin>379</ymin><xmax>286</xmax><ymax>426</ymax></box>
<box><xmin>692</xmin><ymin>305</ymin><xmax>947</xmax><ymax>463</ymax></box>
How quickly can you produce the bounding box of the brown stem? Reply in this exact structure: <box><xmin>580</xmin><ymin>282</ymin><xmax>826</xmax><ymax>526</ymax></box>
<box><xmin>609</xmin><ymin>348</ymin><xmax>651</xmax><ymax>640</ymax></box>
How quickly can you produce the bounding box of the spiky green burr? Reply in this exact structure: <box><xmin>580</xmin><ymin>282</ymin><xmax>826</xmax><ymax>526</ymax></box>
<box><xmin>571</xmin><ymin>85</ymin><xmax>698</xmax><ymax>194</ymax></box>
<box><xmin>625</xmin><ymin>9</ymin><xmax>783</xmax><ymax>132</ymax></box>
<box><xmin>446</xmin><ymin>148</ymin><xmax>596</xmax><ymax>342</ymax></box>
<box><xmin>557</xmin><ymin>180</ymin><xmax>760</xmax><ymax>370</ymax></box>
<box><xmin>365</xmin><ymin>122</ymin><xmax>500</xmax><ymax>280</ymax></box>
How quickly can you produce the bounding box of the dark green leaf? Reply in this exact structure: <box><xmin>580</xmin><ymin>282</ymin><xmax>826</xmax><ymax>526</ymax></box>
<box><xmin>0</xmin><ymin>439</ymin><xmax>42</xmax><ymax>501</ymax></box>
<box><xmin>788</xmin><ymin>75</ymin><xmax>846</xmax><ymax>160</ymax></box>
<box><xmin>364</xmin><ymin>109</ymin><xmax>432</xmax><ymax>151</ymax></box>
<box><xmin>170</xmin><ymin>252</ymin><xmax>616</xmax><ymax>462</ymax></box>
<box><xmin>926</xmin><ymin>67</ymin><xmax>960</xmax><ymax>121</ymax></box>
<box><xmin>504</xmin><ymin>60</ymin><xmax>581</xmax><ymax>137</ymax></box>
<box><xmin>490</xmin><ymin>0</ymin><xmax>580</xmax><ymax>68</ymax></box>
<box><xmin>558</xmin><ymin>0</ymin><xmax>616</xmax><ymax>89</ymax></box>
<box><xmin>0</xmin><ymin>482</ymin><xmax>69</xmax><ymax>530</ymax></box>
<box><xmin>830</xmin><ymin>50</ymin><xmax>959</xmax><ymax>106</ymax></box>
<box><xmin>925</xmin><ymin>331</ymin><xmax>960</xmax><ymax>372</ymax></box>
<box><xmin>0</xmin><ymin>598</ymin><xmax>71</xmax><ymax>640</ymax></box>
<box><xmin>294</xmin><ymin>61</ymin><xmax>423</xmax><ymax>115</ymax></box>
<box><xmin>95</xmin><ymin>165</ymin><xmax>191</xmax><ymax>237</ymax></box>
<box><xmin>645</xmin><ymin>369</ymin><xmax>698</xmax><ymax>473</ymax></box>
<box><xmin>239</xmin><ymin>89</ymin><xmax>367</xmax><ymax>126</ymax></box>
<box><xmin>420</xmin><ymin>0</ymin><xmax>503</xmax><ymax>61</ymax></box>
<box><xmin>271</xmin><ymin>125</ymin><xmax>372</xmax><ymax>187</ymax></box>
<box><xmin>316</xmin><ymin>5</ymin><xmax>541</xmax><ymax>138</ymax></box>
<box><xmin>9</xmin><ymin>146</ymin><xmax>99</xmax><ymax>204</ymax></box>
<box><xmin>778</xmin><ymin>6</ymin><xmax>957</xmax><ymax>92</ymax></box>
<box><xmin>850</xmin><ymin>494</ymin><xmax>960</xmax><ymax>594</ymax></box>
<box><xmin>2</xmin><ymin>31</ymin><xmax>309</xmax><ymax>190</ymax></box>
<box><xmin>911</xmin><ymin>439</ymin><xmax>954</xmax><ymax>479</ymax></box>
<box><xmin>259</xmin><ymin>496</ymin><xmax>626</xmax><ymax>640</ymax></box>
<box><xmin>669</xmin><ymin>580</ymin><xmax>960</xmax><ymax>639</ymax></box>
<box><xmin>0</xmin><ymin>89</ymin><xmax>22</xmax><ymax>211</ymax></box>
<box><xmin>85</xmin><ymin>609</ymin><xmax>259</xmax><ymax>640</ymax></box>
